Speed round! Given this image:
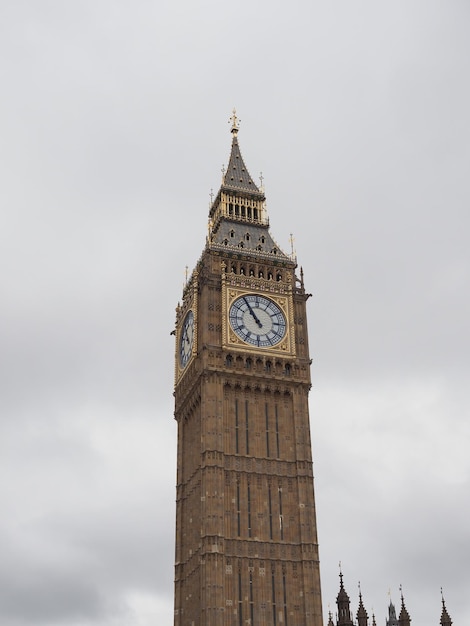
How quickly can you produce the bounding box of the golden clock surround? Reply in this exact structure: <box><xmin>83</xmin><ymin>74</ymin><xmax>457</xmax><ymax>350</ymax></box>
<box><xmin>222</xmin><ymin>270</ymin><xmax>296</xmax><ymax>356</ymax></box>
<box><xmin>174</xmin><ymin>272</ymin><xmax>199</xmax><ymax>383</ymax></box>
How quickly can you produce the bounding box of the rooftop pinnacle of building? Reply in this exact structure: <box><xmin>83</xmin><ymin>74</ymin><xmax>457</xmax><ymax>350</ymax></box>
<box><xmin>222</xmin><ymin>108</ymin><xmax>262</xmax><ymax>195</ymax></box>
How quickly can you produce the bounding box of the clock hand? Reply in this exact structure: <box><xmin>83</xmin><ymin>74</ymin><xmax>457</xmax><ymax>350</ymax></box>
<box><xmin>243</xmin><ymin>297</ymin><xmax>262</xmax><ymax>328</ymax></box>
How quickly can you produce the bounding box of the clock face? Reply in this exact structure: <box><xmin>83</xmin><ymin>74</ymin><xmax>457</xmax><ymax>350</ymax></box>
<box><xmin>229</xmin><ymin>294</ymin><xmax>286</xmax><ymax>347</ymax></box>
<box><xmin>179</xmin><ymin>310</ymin><xmax>194</xmax><ymax>367</ymax></box>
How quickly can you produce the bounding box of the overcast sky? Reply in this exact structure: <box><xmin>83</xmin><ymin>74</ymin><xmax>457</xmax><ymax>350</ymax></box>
<box><xmin>1</xmin><ymin>1</ymin><xmax>469</xmax><ymax>625</ymax></box>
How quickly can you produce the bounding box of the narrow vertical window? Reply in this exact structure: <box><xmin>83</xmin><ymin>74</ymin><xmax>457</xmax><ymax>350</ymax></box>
<box><xmin>247</xmin><ymin>483</ymin><xmax>252</xmax><ymax>538</ymax></box>
<box><xmin>275</xmin><ymin>405</ymin><xmax>280</xmax><ymax>458</ymax></box>
<box><xmin>249</xmin><ymin>571</ymin><xmax>254</xmax><ymax>626</ymax></box>
<box><xmin>245</xmin><ymin>400</ymin><xmax>249</xmax><ymax>455</ymax></box>
<box><xmin>265</xmin><ymin>403</ymin><xmax>270</xmax><ymax>458</ymax></box>
<box><xmin>272</xmin><ymin>571</ymin><xmax>277</xmax><ymax>626</ymax></box>
<box><xmin>282</xmin><ymin>573</ymin><xmax>288</xmax><ymax>626</ymax></box>
<box><xmin>268</xmin><ymin>485</ymin><xmax>273</xmax><ymax>540</ymax></box>
<box><xmin>238</xmin><ymin>571</ymin><xmax>243</xmax><ymax>626</ymax></box>
<box><xmin>278</xmin><ymin>486</ymin><xmax>284</xmax><ymax>541</ymax></box>
<box><xmin>235</xmin><ymin>399</ymin><xmax>239</xmax><ymax>454</ymax></box>
<box><xmin>237</xmin><ymin>482</ymin><xmax>241</xmax><ymax>537</ymax></box>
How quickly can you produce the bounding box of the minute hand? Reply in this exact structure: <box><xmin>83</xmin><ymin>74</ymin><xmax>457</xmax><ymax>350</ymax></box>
<box><xmin>243</xmin><ymin>297</ymin><xmax>262</xmax><ymax>328</ymax></box>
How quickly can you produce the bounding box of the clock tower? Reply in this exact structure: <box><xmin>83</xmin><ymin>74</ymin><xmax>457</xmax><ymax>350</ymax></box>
<box><xmin>173</xmin><ymin>112</ymin><xmax>323</xmax><ymax>626</ymax></box>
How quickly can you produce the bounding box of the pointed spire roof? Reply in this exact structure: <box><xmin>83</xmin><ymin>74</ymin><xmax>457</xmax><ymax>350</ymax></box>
<box><xmin>337</xmin><ymin>570</ymin><xmax>350</xmax><ymax>604</ymax></box>
<box><xmin>356</xmin><ymin>586</ymin><xmax>369</xmax><ymax>626</ymax></box>
<box><xmin>336</xmin><ymin>568</ymin><xmax>354</xmax><ymax>626</ymax></box>
<box><xmin>223</xmin><ymin>109</ymin><xmax>261</xmax><ymax>194</ymax></box>
<box><xmin>398</xmin><ymin>588</ymin><xmax>411</xmax><ymax>626</ymax></box>
<box><xmin>386</xmin><ymin>598</ymin><xmax>399</xmax><ymax>626</ymax></box>
<box><xmin>440</xmin><ymin>590</ymin><xmax>452</xmax><ymax>626</ymax></box>
<box><xmin>207</xmin><ymin>110</ymin><xmax>291</xmax><ymax>263</ymax></box>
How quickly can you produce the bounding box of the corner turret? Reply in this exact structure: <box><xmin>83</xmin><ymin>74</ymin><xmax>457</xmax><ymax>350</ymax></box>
<box><xmin>336</xmin><ymin>570</ymin><xmax>354</xmax><ymax>626</ymax></box>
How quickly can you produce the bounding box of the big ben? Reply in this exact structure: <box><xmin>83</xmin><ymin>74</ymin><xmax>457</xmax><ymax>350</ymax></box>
<box><xmin>173</xmin><ymin>112</ymin><xmax>323</xmax><ymax>626</ymax></box>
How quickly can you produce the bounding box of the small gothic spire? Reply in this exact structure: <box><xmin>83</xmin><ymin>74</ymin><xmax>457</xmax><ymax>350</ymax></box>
<box><xmin>336</xmin><ymin>567</ymin><xmax>354</xmax><ymax>626</ymax></box>
<box><xmin>356</xmin><ymin>582</ymin><xmax>369</xmax><ymax>626</ymax></box>
<box><xmin>386</xmin><ymin>594</ymin><xmax>398</xmax><ymax>626</ymax></box>
<box><xmin>398</xmin><ymin>587</ymin><xmax>411</xmax><ymax>626</ymax></box>
<box><xmin>440</xmin><ymin>589</ymin><xmax>453</xmax><ymax>626</ymax></box>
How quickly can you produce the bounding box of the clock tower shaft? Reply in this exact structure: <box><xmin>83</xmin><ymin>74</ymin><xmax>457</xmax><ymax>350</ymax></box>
<box><xmin>173</xmin><ymin>115</ymin><xmax>323</xmax><ymax>626</ymax></box>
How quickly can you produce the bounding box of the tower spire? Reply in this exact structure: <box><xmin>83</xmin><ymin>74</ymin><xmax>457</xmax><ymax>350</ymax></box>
<box><xmin>356</xmin><ymin>582</ymin><xmax>369</xmax><ymax>626</ymax></box>
<box><xmin>221</xmin><ymin>109</ymin><xmax>260</xmax><ymax>193</ymax></box>
<box><xmin>440</xmin><ymin>589</ymin><xmax>453</xmax><ymax>626</ymax></box>
<box><xmin>398</xmin><ymin>587</ymin><xmax>411</xmax><ymax>626</ymax></box>
<box><xmin>386</xmin><ymin>592</ymin><xmax>399</xmax><ymax>626</ymax></box>
<box><xmin>336</xmin><ymin>567</ymin><xmax>354</xmax><ymax>626</ymax></box>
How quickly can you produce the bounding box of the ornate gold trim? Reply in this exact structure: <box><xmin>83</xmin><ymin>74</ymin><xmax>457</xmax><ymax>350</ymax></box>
<box><xmin>222</xmin><ymin>264</ymin><xmax>296</xmax><ymax>357</ymax></box>
<box><xmin>174</xmin><ymin>271</ymin><xmax>199</xmax><ymax>386</ymax></box>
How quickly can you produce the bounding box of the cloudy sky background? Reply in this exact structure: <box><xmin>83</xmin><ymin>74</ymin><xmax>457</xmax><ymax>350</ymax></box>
<box><xmin>1</xmin><ymin>1</ymin><xmax>469</xmax><ymax>624</ymax></box>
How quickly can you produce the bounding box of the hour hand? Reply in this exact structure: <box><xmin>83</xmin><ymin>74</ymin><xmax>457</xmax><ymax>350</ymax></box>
<box><xmin>243</xmin><ymin>297</ymin><xmax>262</xmax><ymax>328</ymax></box>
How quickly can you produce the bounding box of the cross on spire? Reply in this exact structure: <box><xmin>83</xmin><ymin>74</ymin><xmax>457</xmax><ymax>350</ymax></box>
<box><xmin>229</xmin><ymin>108</ymin><xmax>240</xmax><ymax>134</ymax></box>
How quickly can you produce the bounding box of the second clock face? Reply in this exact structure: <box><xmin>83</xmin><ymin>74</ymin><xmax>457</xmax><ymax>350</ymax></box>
<box><xmin>229</xmin><ymin>294</ymin><xmax>286</xmax><ymax>347</ymax></box>
<box><xmin>180</xmin><ymin>310</ymin><xmax>194</xmax><ymax>367</ymax></box>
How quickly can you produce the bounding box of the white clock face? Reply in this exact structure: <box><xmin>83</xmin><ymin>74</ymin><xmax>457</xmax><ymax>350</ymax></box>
<box><xmin>179</xmin><ymin>310</ymin><xmax>194</xmax><ymax>367</ymax></box>
<box><xmin>229</xmin><ymin>294</ymin><xmax>286</xmax><ymax>347</ymax></box>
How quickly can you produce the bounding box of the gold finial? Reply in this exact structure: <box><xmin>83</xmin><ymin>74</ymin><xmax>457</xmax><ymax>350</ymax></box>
<box><xmin>229</xmin><ymin>108</ymin><xmax>240</xmax><ymax>134</ymax></box>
